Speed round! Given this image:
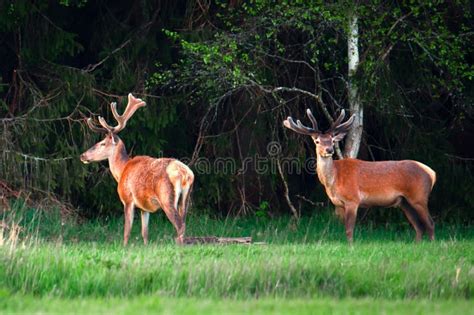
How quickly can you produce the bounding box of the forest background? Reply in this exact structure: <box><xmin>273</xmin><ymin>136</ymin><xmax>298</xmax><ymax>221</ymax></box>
<box><xmin>0</xmin><ymin>0</ymin><xmax>473</xmax><ymax>223</ymax></box>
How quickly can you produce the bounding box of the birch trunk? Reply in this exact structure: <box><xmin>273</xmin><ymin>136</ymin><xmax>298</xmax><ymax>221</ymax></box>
<box><xmin>344</xmin><ymin>14</ymin><xmax>363</xmax><ymax>159</ymax></box>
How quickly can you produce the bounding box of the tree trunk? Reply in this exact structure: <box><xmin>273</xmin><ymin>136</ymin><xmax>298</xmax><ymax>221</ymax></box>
<box><xmin>344</xmin><ymin>14</ymin><xmax>363</xmax><ymax>159</ymax></box>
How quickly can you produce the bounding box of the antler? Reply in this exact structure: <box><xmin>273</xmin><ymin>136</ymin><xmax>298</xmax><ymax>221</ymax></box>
<box><xmin>86</xmin><ymin>117</ymin><xmax>109</xmax><ymax>134</ymax></box>
<box><xmin>284</xmin><ymin>108</ymin><xmax>355</xmax><ymax>137</ymax></box>
<box><xmin>97</xmin><ymin>93</ymin><xmax>146</xmax><ymax>134</ymax></box>
<box><xmin>283</xmin><ymin>108</ymin><xmax>321</xmax><ymax>135</ymax></box>
<box><xmin>330</xmin><ymin>109</ymin><xmax>355</xmax><ymax>135</ymax></box>
<box><xmin>330</xmin><ymin>109</ymin><xmax>346</xmax><ymax>131</ymax></box>
<box><xmin>306</xmin><ymin>109</ymin><xmax>320</xmax><ymax>131</ymax></box>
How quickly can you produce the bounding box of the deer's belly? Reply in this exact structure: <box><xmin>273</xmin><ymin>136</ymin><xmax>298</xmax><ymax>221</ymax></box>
<box><xmin>135</xmin><ymin>198</ymin><xmax>161</xmax><ymax>212</ymax></box>
<box><xmin>131</xmin><ymin>189</ymin><xmax>161</xmax><ymax>212</ymax></box>
<box><xmin>122</xmin><ymin>173</ymin><xmax>163</xmax><ymax>212</ymax></box>
<box><xmin>359</xmin><ymin>191</ymin><xmax>402</xmax><ymax>208</ymax></box>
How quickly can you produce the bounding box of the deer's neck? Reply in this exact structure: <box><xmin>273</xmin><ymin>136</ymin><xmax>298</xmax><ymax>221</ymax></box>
<box><xmin>109</xmin><ymin>140</ymin><xmax>129</xmax><ymax>182</ymax></box>
<box><xmin>316</xmin><ymin>153</ymin><xmax>336</xmax><ymax>189</ymax></box>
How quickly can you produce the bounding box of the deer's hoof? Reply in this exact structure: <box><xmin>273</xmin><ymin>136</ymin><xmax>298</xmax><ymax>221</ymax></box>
<box><xmin>175</xmin><ymin>235</ymin><xmax>185</xmax><ymax>245</ymax></box>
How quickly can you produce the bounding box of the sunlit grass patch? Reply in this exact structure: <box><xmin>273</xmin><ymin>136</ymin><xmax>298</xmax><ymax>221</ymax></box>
<box><xmin>2</xmin><ymin>295</ymin><xmax>473</xmax><ymax>315</ymax></box>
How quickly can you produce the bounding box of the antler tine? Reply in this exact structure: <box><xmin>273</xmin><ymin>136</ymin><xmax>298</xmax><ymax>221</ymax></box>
<box><xmin>296</xmin><ymin>120</ymin><xmax>316</xmax><ymax>133</ymax></box>
<box><xmin>330</xmin><ymin>109</ymin><xmax>346</xmax><ymax>131</ymax></box>
<box><xmin>306</xmin><ymin>109</ymin><xmax>320</xmax><ymax>132</ymax></box>
<box><xmin>98</xmin><ymin>93</ymin><xmax>146</xmax><ymax>134</ymax></box>
<box><xmin>98</xmin><ymin>115</ymin><xmax>114</xmax><ymax>132</ymax></box>
<box><xmin>96</xmin><ymin>102</ymin><xmax>117</xmax><ymax>132</ymax></box>
<box><xmin>110</xmin><ymin>101</ymin><xmax>121</xmax><ymax>123</ymax></box>
<box><xmin>283</xmin><ymin>116</ymin><xmax>317</xmax><ymax>135</ymax></box>
<box><xmin>86</xmin><ymin>117</ymin><xmax>109</xmax><ymax>134</ymax></box>
<box><xmin>334</xmin><ymin>114</ymin><xmax>356</xmax><ymax>134</ymax></box>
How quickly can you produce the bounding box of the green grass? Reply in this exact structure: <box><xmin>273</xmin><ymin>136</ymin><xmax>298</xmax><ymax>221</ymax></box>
<box><xmin>2</xmin><ymin>296</ymin><xmax>473</xmax><ymax>315</ymax></box>
<box><xmin>1</xmin><ymin>204</ymin><xmax>473</xmax><ymax>314</ymax></box>
<box><xmin>1</xmin><ymin>242</ymin><xmax>473</xmax><ymax>299</ymax></box>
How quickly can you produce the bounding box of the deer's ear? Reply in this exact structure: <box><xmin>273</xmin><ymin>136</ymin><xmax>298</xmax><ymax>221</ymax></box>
<box><xmin>332</xmin><ymin>132</ymin><xmax>347</xmax><ymax>142</ymax></box>
<box><xmin>110</xmin><ymin>134</ymin><xmax>117</xmax><ymax>145</ymax></box>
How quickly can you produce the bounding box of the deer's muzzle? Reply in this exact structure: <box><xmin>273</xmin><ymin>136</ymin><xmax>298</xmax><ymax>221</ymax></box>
<box><xmin>80</xmin><ymin>153</ymin><xmax>90</xmax><ymax>164</ymax></box>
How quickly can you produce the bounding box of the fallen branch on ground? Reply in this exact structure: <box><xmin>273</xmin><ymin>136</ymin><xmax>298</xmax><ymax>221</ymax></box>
<box><xmin>183</xmin><ymin>236</ymin><xmax>254</xmax><ymax>245</ymax></box>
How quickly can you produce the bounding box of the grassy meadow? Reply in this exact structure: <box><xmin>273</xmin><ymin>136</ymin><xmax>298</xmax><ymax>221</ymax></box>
<box><xmin>1</xmin><ymin>203</ymin><xmax>473</xmax><ymax>314</ymax></box>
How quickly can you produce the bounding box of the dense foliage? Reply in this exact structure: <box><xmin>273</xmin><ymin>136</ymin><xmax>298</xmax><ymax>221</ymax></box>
<box><xmin>0</xmin><ymin>1</ymin><xmax>473</xmax><ymax>221</ymax></box>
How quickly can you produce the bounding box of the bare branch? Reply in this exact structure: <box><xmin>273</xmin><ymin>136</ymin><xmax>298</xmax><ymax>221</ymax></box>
<box><xmin>84</xmin><ymin>39</ymin><xmax>132</xmax><ymax>72</ymax></box>
<box><xmin>3</xmin><ymin>150</ymin><xmax>73</xmax><ymax>162</ymax></box>
<box><xmin>277</xmin><ymin>157</ymin><xmax>299</xmax><ymax>219</ymax></box>
<box><xmin>295</xmin><ymin>194</ymin><xmax>325</xmax><ymax>208</ymax></box>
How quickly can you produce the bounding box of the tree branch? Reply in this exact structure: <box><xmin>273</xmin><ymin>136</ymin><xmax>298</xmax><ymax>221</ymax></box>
<box><xmin>277</xmin><ymin>157</ymin><xmax>299</xmax><ymax>219</ymax></box>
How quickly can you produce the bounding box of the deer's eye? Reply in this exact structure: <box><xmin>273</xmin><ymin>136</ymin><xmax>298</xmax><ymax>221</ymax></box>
<box><xmin>100</xmin><ymin>143</ymin><xmax>106</xmax><ymax>147</ymax></box>
<box><xmin>315</xmin><ymin>140</ymin><xmax>320</xmax><ymax>144</ymax></box>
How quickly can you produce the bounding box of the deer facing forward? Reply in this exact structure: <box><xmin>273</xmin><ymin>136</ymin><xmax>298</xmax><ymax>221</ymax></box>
<box><xmin>283</xmin><ymin>109</ymin><xmax>436</xmax><ymax>243</ymax></box>
<box><xmin>80</xmin><ymin>93</ymin><xmax>194</xmax><ymax>245</ymax></box>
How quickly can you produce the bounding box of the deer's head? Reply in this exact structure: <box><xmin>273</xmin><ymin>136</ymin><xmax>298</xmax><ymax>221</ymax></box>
<box><xmin>80</xmin><ymin>93</ymin><xmax>146</xmax><ymax>164</ymax></box>
<box><xmin>283</xmin><ymin>109</ymin><xmax>355</xmax><ymax>158</ymax></box>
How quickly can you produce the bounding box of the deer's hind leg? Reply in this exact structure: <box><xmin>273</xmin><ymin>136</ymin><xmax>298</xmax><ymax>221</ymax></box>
<box><xmin>123</xmin><ymin>202</ymin><xmax>135</xmax><ymax>246</ymax></box>
<box><xmin>400</xmin><ymin>198</ymin><xmax>424</xmax><ymax>242</ymax></box>
<box><xmin>404</xmin><ymin>183</ymin><xmax>435</xmax><ymax>241</ymax></box>
<box><xmin>160</xmin><ymin>182</ymin><xmax>186</xmax><ymax>245</ymax></box>
<box><xmin>410</xmin><ymin>201</ymin><xmax>435</xmax><ymax>241</ymax></box>
<box><xmin>177</xmin><ymin>183</ymin><xmax>193</xmax><ymax>239</ymax></box>
<box><xmin>162</xmin><ymin>203</ymin><xmax>185</xmax><ymax>245</ymax></box>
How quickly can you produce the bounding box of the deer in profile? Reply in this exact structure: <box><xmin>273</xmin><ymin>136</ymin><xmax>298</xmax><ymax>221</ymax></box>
<box><xmin>80</xmin><ymin>93</ymin><xmax>194</xmax><ymax>245</ymax></box>
<box><xmin>283</xmin><ymin>109</ymin><xmax>436</xmax><ymax>243</ymax></box>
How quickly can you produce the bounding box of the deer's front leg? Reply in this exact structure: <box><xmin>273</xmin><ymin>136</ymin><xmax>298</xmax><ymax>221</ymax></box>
<box><xmin>123</xmin><ymin>203</ymin><xmax>135</xmax><ymax>246</ymax></box>
<box><xmin>343</xmin><ymin>203</ymin><xmax>358</xmax><ymax>244</ymax></box>
<box><xmin>335</xmin><ymin>206</ymin><xmax>345</xmax><ymax>221</ymax></box>
<box><xmin>141</xmin><ymin>210</ymin><xmax>150</xmax><ymax>245</ymax></box>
